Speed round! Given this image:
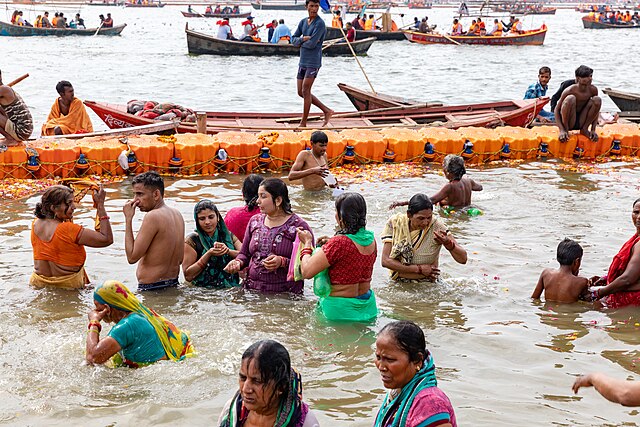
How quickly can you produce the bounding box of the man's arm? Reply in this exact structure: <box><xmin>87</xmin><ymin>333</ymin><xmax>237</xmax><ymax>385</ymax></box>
<box><xmin>470</xmin><ymin>179</ymin><xmax>483</xmax><ymax>191</ymax></box>
<box><xmin>124</xmin><ymin>204</ymin><xmax>158</xmax><ymax>264</ymax></box>
<box><xmin>573</xmin><ymin>373</ymin><xmax>640</xmax><ymax>406</ymax></box>
<box><xmin>531</xmin><ymin>271</ymin><xmax>545</xmax><ymax>299</ymax></box>
<box><xmin>287</xmin><ymin>151</ymin><xmax>326</xmax><ymax>181</ymax></box>
<box><xmin>301</xmin><ymin>19</ymin><xmax>325</xmax><ymax>49</ymax></box>
<box><xmin>430</xmin><ymin>183</ymin><xmax>451</xmax><ymax>205</ymax></box>
<box><xmin>553</xmin><ymin>88</ymin><xmax>572</xmax><ymax>134</ymax></box>
<box><xmin>291</xmin><ymin>20</ymin><xmax>304</xmax><ymax>44</ymax></box>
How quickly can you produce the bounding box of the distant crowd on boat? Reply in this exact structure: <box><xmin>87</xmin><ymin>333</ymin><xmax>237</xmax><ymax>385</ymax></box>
<box><xmin>584</xmin><ymin>9</ymin><xmax>640</xmax><ymax>25</ymax></box>
<box><xmin>10</xmin><ymin>10</ymin><xmax>100</xmax><ymax>29</ymax></box>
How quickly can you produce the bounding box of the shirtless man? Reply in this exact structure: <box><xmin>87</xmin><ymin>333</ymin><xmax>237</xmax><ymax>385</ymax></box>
<box><xmin>430</xmin><ymin>154</ymin><xmax>482</xmax><ymax>209</ymax></box>
<box><xmin>531</xmin><ymin>238</ymin><xmax>590</xmax><ymax>303</ymax></box>
<box><xmin>288</xmin><ymin>130</ymin><xmax>336</xmax><ymax>191</ymax></box>
<box><xmin>554</xmin><ymin>65</ymin><xmax>602</xmax><ymax>143</ymax></box>
<box><xmin>0</xmin><ymin>70</ymin><xmax>33</xmax><ymax>146</ymax></box>
<box><xmin>124</xmin><ymin>171</ymin><xmax>185</xmax><ymax>291</ymax></box>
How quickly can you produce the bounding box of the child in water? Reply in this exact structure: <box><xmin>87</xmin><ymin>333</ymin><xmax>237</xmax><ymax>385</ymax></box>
<box><xmin>531</xmin><ymin>238</ymin><xmax>590</xmax><ymax>303</ymax></box>
<box><xmin>430</xmin><ymin>154</ymin><xmax>483</xmax><ymax>211</ymax></box>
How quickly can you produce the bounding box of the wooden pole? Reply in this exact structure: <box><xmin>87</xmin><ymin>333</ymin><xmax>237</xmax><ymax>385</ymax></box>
<box><xmin>196</xmin><ymin>111</ymin><xmax>207</xmax><ymax>133</ymax></box>
<box><xmin>338</xmin><ymin>26</ymin><xmax>377</xmax><ymax>94</ymax></box>
<box><xmin>7</xmin><ymin>73</ymin><xmax>29</xmax><ymax>87</ymax></box>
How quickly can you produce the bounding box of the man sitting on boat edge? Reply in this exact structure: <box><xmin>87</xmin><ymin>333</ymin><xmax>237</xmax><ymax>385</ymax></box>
<box><xmin>0</xmin><ymin>70</ymin><xmax>34</xmax><ymax>146</ymax></box>
<box><xmin>524</xmin><ymin>66</ymin><xmax>554</xmax><ymax>123</ymax></box>
<box><xmin>41</xmin><ymin>80</ymin><xmax>93</xmax><ymax>136</ymax></box>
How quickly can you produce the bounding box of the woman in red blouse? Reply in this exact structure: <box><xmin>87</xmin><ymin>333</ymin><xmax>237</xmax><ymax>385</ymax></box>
<box><xmin>297</xmin><ymin>192</ymin><xmax>378</xmax><ymax>322</ymax></box>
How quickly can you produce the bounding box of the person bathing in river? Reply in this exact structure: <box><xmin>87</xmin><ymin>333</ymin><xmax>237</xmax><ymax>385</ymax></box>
<box><xmin>429</xmin><ymin>155</ymin><xmax>482</xmax><ymax>210</ymax></box>
<box><xmin>288</xmin><ymin>130</ymin><xmax>337</xmax><ymax>191</ymax></box>
<box><xmin>531</xmin><ymin>238</ymin><xmax>590</xmax><ymax>303</ymax></box>
<box><xmin>554</xmin><ymin>65</ymin><xmax>601</xmax><ymax>143</ymax></box>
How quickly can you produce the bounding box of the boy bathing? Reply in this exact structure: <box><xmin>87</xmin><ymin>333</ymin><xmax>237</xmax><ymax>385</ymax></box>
<box><xmin>430</xmin><ymin>154</ymin><xmax>482</xmax><ymax>209</ymax></box>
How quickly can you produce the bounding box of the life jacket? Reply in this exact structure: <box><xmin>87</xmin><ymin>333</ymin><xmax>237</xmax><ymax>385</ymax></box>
<box><xmin>34</xmin><ymin>16</ymin><xmax>42</xmax><ymax>27</ymax></box>
<box><xmin>251</xmin><ymin>36</ymin><xmax>261</xmax><ymax>42</ymax></box>
<box><xmin>10</xmin><ymin>14</ymin><xmax>17</xmax><ymax>24</ymax></box>
<box><xmin>452</xmin><ymin>22</ymin><xmax>462</xmax><ymax>34</ymax></box>
<box><xmin>331</xmin><ymin>16</ymin><xmax>342</xmax><ymax>28</ymax></box>
<box><xmin>494</xmin><ymin>22</ymin><xmax>503</xmax><ymax>35</ymax></box>
<box><xmin>364</xmin><ymin>18</ymin><xmax>374</xmax><ymax>30</ymax></box>
<box><xmin>391</xmin><ymin>20</ymin><xmax>398</xmax><ymax>31</ymax></box>
<box><xmin>52</xmin><ymin>17</ymin><xmax>58</xmax><ymax>26</ymax></box>
<box><xmin>468</xmin><ymin>22</ymin><xmax>476</xmax><ymax>33</ymax></box>
<box><xmin>512</xmin><ymin>20</ymin><xmax>522</xmax><ymax>33</ymax></box>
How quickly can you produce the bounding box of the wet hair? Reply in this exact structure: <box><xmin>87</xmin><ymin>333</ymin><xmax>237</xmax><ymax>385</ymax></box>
<box><xmin>539</xmin><ymin>66</ymin><xmax>551</xmax><ymax>75</ymax></box>
<box><xmin>132</xmin><ymin>170</ymin><xmax>164</xmax><ymax>196</ymax></box>
<box><xmin>443</xmin><ymin>154</ymin><xmax>466</xmax><ymax>180</ymax></box>
<box><xmin>55</xmin><ymin>80</ymin><xmax>73</xmax><ymax>96</ymax></box>
<box><xmin>407</xmin><ymin>193</ymin><xmax>433</xmax><ymax>215</ymax></box>
<box><xmin>575</xmin><ymin>65</ymin><xmax>593</xmax><ymax>78</ymax></box>
<box><xmin>335</xmin><ymin>192</ymin><xmax>367</xmax><ymax>235</ymax></box>
<box><xmin>34</xmin><ymin>185</ymin><xmax>73</xmax><ymax>219</ymax></box>
<box><xmin>310</xmin><ymin>130</ymin><xmax>328</xmax><ymax>145</ymax></box>
<box><xmin>305</xmin><ymin>0</ymin><xmax>319</xmax><ymax>5</ymax></box>
<box><xmin>556</xmin><ymin>238</ymin><xmax>583</xmax><ymax>266</ymax></box>
<box><xmin>260</xmin><ymin>178</ymin><xmax>292</xmax><ymax>214</ymax></box>
<box><xmin>279</xmin><ymin>19</ymin><xmax>284</xmax><ymax>24</ymax></box>
<box><xmin>379</xmin><ymin>320</ymin><xmax>428</xmax><ymax>364</ymax></box>
<box><xmin>241</xmin><ymin>340</ymin><xmax>291</xmax><ymax>409</ymax></box>
<box><xmin>242</xmin><ymin>174</ymin><xmax>264</xmax><ymax>210</ymax></box>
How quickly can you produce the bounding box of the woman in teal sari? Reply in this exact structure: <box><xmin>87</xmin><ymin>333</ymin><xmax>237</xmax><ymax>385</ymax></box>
<box><xmin>374</xmin><ymin>320</ymin><xmax>457</xmax><ymax>427</ymax></box>
<box><xmin>183</xmin><ymin>200</ymin><xmax>241</xmax><ymax>288</ymax></box>
<box><xmin>296</xmin><ymin>192</ymin><xmax>377</xmax><ymax>322</ymax></box>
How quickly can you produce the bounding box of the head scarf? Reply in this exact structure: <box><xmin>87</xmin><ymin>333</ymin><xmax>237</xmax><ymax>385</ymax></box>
<box><xmin>192</xmin><ymin>200</ymin><xmax>239</xmax><ymax>288</ymax></box>
<box><xmin>219</xmin><ymin>368</ymin><xmax>309</xmax><ymax>427</ymax></box>
<box><xmin>94</xmin><ymin>280</ymin><xmax>194</xmax><ymax>361</ymax></box>
<box><xmin>373</xmin><ymin>353</ymin><xmax>438</xmax><ymax>427</ymax></box>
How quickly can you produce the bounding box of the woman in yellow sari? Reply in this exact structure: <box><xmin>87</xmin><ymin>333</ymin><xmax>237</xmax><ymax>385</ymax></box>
<box><xmin>381</xmin><ymin>194</ymin><xmax>467</xmax><ymax>281</ymax></box>
<box><xmin>85</xmin><ymin>280</ymin><xmax>194</xmax><ymax>367</ymax></box>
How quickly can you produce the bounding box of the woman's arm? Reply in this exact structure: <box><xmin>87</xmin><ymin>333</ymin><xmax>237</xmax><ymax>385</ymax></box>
<box><xmin>300</xmin><ymin>247</ymin><xmax>330</xmax><ymax>279</ymax></box>
<box><xmin>573</xmin><ymin>373</ymin><xmax>640</xmax><ymax>406</ymax></box>
<box><xmin>381</xmin><ymin>242</ymin><xmax>424</xmax><ymax>275</ymax></box>
<box><xmin>598</xmin><ymin>242</ymin><xmax>640</xmax><ymax>298</ymax></box>
<box><xmin>77</xmin><ymin>187</ymin><xmax>113</xmax><ymax>248</ymax></box>
<box><xmin>434</xmin><ymin>231</ymin><xmax>467</xmax><ymax>264</ymax></box>
<box><xmin>183</xmin><ymin>242</ymin><xmax>205</xmax><ymax>283</ymax></box>
<box><xmin>85</xmin><ymin>308</ymin><xmax>121</xmax><ymax>364</ymax></box>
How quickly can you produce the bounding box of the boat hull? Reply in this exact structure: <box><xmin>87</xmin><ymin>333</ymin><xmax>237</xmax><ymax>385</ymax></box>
<box><xmin>0</xmin><ymin>21</ymin><xmax>126</xmax><ymax>36</ymax></box>
<box><xmin>582</xmin><ymin>17</ymin><xmax>640</xmax><ymax>29</ymax></box>
<box><xmin>186</xmin><ymin>27</ymin><xmax>375</xmax><ymax>56</ymax></box>
<box><xmin>326</xmin><ymin>26</ymin><xmax>406</xmax><ymax>40</ymax></box>
<box><xmin>250</xmin><ymin>1</ymin><xmax>305</xmax><ymax>10</ymax></box>
<box><xmin>402</xmin><ymin>27</ymin><xmax>547</xmax><ymax>46</ymax></box>
<box><xmin>337</xmin><ymin>83</ymin><xmax>549</xmax><ymax>128</ymax></box>
<box><xmin>603</xmin><ymin>88</ymin><xmax>640</xmax><ymax>112</ymax></box>
<box><xmin>181</xmin><ymin>11</ymin><xmax>251</xmax><ymax>18</ymax></box>
<box><xmin>124</xmin><ymin>3</ymin><xmax>165</xmax><ymax>7</ymax></box>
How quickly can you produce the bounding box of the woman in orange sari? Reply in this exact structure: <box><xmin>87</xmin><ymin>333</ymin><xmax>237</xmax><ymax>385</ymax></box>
<box><xmin>30</xmin><ymin>185</ymin><xmax>113</xmax><ymax>288</ymax></box>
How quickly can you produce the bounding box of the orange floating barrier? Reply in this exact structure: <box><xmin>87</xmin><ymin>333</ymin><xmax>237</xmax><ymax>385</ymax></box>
<box><xmin>28</xmin><ymin>139</ymin><xmax>82</xmax><ymax>179</ymax></box>
<box><xmin>214</xmin><ymin>132</ymin><xmax>263</xmax><ymax>173</ymax></box>
<box><xmin>173</xmin><ymin>133</ymin><xmax>219</xmax><ymax>176</ymax></box>
<box><xmin>78</xmin><ymin>137</ymin><xmax>131</xmax><ymax>176</ymax></box>
<box><xmin>380</xmin><ymin>128</ymin><xmax>423</xmax><ymax>162</ymax></box>
<box><xmin>127</xmin><ymin>135</ymin><xmax>174</xmax><ymax>173</ymax></box>
<box><xmin>0</xmin><ymin>145</ymin><xmax>28</xmax><ymax>179</ymax></box>
<box><xmin>418</xmin><ymin>128</ymin><xmax>464</xmax><ymax>162</ymax></box>
<box><xmin>258</xmin><ymin>131</ymin><xmax>304</xmax><ymax>170</ymax></box>
<box><xmin>339</xmin><ymin>129</ymin><xmax>387</xmax><ymax>164</ymax></box>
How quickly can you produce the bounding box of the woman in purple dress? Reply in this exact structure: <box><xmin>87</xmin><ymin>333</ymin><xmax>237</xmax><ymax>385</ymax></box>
<box><xmin>224</xmin><ymin>178</ymin><xmax>313</xmax><ymax>294</ymax></box>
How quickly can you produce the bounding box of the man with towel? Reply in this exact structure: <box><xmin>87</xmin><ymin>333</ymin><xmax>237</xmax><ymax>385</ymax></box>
<box><xmin>41</xmin><ymin>80</ymin><xmax>93</xmax><ymax>136</ymax></box>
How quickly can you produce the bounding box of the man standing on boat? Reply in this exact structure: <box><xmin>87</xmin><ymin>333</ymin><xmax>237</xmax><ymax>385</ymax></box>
<box><xmin>292</xmin><ymin>0</ymin><xmax>333</xmax><ymax>128</ymax></box>
<box><xmin>0</xmin><ymin>70</ymin><xmax>33</xmax><ymax>146</ymax></box>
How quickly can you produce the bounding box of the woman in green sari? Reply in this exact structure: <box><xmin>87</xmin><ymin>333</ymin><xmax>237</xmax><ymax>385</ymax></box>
<box><xmin>182</xmin><ymin>200</ymin><xmax>241</xmax><ymax>288</ymax></box>
<box><xmin>381</xmin><ymin>194</ymin><xmax>467</xmax><ymax>282</ymax></box>
<box><xmin>297</xmin><ymin>192</ymin><xmax>377</xmax><ymax>322</ymax></box>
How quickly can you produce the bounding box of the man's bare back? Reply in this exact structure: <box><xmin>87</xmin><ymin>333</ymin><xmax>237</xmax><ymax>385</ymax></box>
<box><xmin>431</xmin><ymin>177</ymin><xmax>481</xmax><ymax>209</ymax></box>
<box><xmin>136</xmin><ymin>205</ymin><xmax>184</xmax><ymax>284</ymax></box>
<box><xmin>532</xmin><ymin>267</ymin><xmax>589</xmax><ymax>303</ymax></box>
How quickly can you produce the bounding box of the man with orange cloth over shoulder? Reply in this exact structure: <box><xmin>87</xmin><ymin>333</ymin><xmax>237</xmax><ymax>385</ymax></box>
<box><xmin>41</xmin><ymin>80</ymin><xmax>93</xmax><ymax>136</ymax></box>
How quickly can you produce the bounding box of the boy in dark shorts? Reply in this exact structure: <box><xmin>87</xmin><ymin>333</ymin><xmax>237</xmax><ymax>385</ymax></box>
<box><xmin>531</xmin><ymin>238</ymin><xmax>590</xmax><ymax>303</ymax></box>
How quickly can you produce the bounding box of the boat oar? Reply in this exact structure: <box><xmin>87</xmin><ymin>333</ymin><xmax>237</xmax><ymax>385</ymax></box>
<box><xmin>274</xmin><ymin>102</ymin><xmax>434</xmax><ymax>123</ymax></box>
<box><xmin>322</xmin><ymin>36</ymin><xmax>345</xmax><ymax>51</ymax></box>
<box><xmin>338</xmin><ymin>26</ymin><xmax>377</xmax><ymax>94</ymax></box>
<box><xmin>94</xmin><ymin>21</ymin><xmax>104</xmax><ymax>36</ymax></box>
<box><xmin>441</xmin><ymin>33</ymin><xmax>461</xmax><ymax>45</ymax></box>
<box><xmin>8</xmin><ymin>73</ymin><xmax>29</xmax><ymax>87</ymax></box>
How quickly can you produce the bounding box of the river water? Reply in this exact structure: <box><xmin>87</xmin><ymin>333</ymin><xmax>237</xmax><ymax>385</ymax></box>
<box><xmin>2</xmin><ymin>5</ymin><xmax>640</xmax><ymax>427</ymax></box>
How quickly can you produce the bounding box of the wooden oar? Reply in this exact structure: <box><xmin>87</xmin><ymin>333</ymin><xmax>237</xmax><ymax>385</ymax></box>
<box><xmin>322</xmin><ymin>36</ymin><xmax>345</xmax><ymax>51</ymax></box>
<box><xmin>338</xmin><ymin>26</ymin><xmax>377</xmax><ymax>94</ymax></box>
<box><xmin>94</xmin><ymin>21</ymin><xmax>104</xmax><ymax>36</ymax></box>
<box><xmin>8</xmin><ymin>73</ymin><xmax>29</xmax><ymax>87</ymax></box>
<box><xmin>275</xmin><ymin>102</ymin><xmax>439</xmax><ymax>123</ymax></box>
<box><xmin>441</xmin><ymin>33</ymin><xmax>461</xmax><ymax>45</ymax></box>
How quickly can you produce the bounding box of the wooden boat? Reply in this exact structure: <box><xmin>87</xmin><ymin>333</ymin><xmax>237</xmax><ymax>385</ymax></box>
<box><xmin>85</xmin><ymin>92</ymin><xmax>548</xmax><ymax>133</ymax></box>
<box><xmin>185</xmin><ymin>25</ymin><xmax>375</xmax><ymax>56</ymax></box>
<box><xmin>603</xmin><ymin>88</ymin><xmax>640</xmax><ymax>112</ymax></box>
<box><xmin>582</xmin><ymin>17</ymin><xmax>640</xmax><ymax>29</ymax></box>
<box><xmin>87</xmin><ymin>1</ymin><xmax>125</xmax><ymax>5</ymax></box>
<box><xmin>250</xmin><ymin>1</ymin><xmax>305</xmax><ymax>10</ymax></box>
<box><xmin>407</xmin><ymin>2</ymin><xmax>433</xmax><ymax>9</ymax></box>
<box><xmin>124</xmin><ymin>2</ymin><xmax>164</xmax><ymax>7</ymax></box>
<box><xmin>38</xmin><ymin>121</ymin><xmax>179</xmax><ymax>140</ymax></box>
<box><xmin>0</xmin><ymin>21</ymin><xmax>126</xmax><ymax>36</ymax></box>
<box><xmin>326</xmin><ymin>26</ymin><xmax>406</xmax><ymax>40</ymax></box>
<box><xmin>402</xmin><ymin>26</ymin><xmax>547</xmax><ymax>46</ymax></box>
<box><xmin>181</xmin><ymin>11</ymin><xmax>251</xmax><ymax>18</ymax></box>
<box><xmin>337</xmin><ymin>83</ymin><xmax>549</xmax><ymax>128</ymax></box>
<box><xmin>493</xmin><ymin>6</ymin><xmax>556</xmax><ymax>14</ymax></box>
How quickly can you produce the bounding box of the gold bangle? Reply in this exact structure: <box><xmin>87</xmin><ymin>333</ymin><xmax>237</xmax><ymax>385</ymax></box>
<box><xmin>88</xmin><ymin>328</ymin><xmax>100</xmax><ymax>335</ymax></box>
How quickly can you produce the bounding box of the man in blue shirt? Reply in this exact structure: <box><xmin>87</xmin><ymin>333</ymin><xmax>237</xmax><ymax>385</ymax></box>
<box><xmin>292</xmin><ymin>0</ymin><xmax>333</xmax><ymax>127</ymax></box>
<box><xmin>524</xmin><ymin>66</ymin><xmax>554</xmax><ymax>123</ymax></box>
<box><xmin>270</xmin><ymin>18</ymin><xmax>292</xmax><ymax>43</ymax></box>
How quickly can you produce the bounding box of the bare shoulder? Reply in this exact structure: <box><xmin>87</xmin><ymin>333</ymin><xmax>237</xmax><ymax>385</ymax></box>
<box><xmin>590</xmin><ymin>85</ymin><xmax>598</xmax><ymax>96</ymax></box>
